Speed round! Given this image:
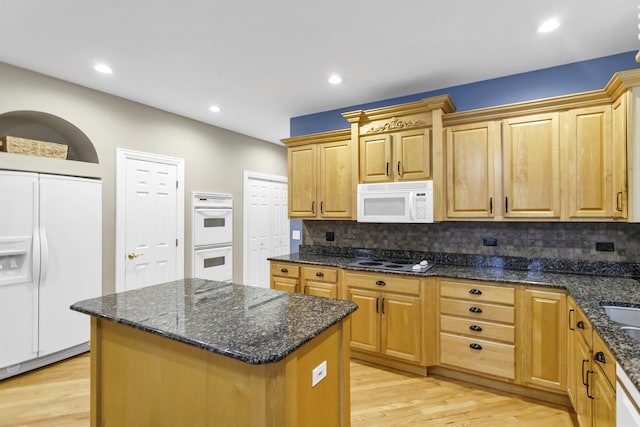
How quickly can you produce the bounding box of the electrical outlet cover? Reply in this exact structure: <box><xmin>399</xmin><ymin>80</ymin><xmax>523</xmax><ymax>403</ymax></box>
<box><xmin>312</xmin><ymin>360</ymin><xmax>327</xmax><ymax>387</ymax></box>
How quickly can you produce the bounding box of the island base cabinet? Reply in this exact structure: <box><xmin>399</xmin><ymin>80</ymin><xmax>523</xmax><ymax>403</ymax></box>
<box><xmin>90</xmin><ymin>318</ymin><xmax>351</xmax><ymax>427</ymax></box>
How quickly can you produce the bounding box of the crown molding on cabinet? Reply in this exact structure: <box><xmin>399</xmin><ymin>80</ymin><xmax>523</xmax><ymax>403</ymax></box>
<box><xmin>281</xmin><ymin>128</ymin><xmax>351</xmax><ymax>148</ymax></box>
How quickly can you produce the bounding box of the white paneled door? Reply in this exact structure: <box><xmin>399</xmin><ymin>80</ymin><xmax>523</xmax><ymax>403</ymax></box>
<box><xmin>116</xmin><ymin>149</ymin><xmax>185</xmax><ymax>293</ymax></box>
<box><xmin>243</xmin><ymin>172</ymin><xmax>289</xmax><ymax>288</ymax></box>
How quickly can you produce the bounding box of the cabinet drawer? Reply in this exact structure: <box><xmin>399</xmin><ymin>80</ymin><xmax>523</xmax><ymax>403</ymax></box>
<box><xmin>440</xmin><ymin>315</ymin><xmax>515</xmax><ymax>343</ymax></box>
<box><xmin>440</xmin><ymin>333</ymin><xmax>515</xmax><ymax>380</ymax></box>
<box><xmin>440</xmin><ymin>279</ymin><xmax>515</xmax><ymax>305</ymax></box>
<box><xmin>593</xmin><ymin>331</ymin><xmax>616</xmax><ymax>388</ymax></box>
<box><xmin>270</xmin><ymin>262</ymin><xmax>300</xmax><ymax>279</ymax></box>
<box><xmin>440</xmin><ymin>298</ymin><xmax>515</xmax><ymax>324</ymax></box>
<box><xmin>302</xmin><ymin>266</ymin><xmax>338</xmax><ymax>283</ymax></box>
<box><xmin>575</xmin><ymin>306</ymin><xmax>592</xmax><ymax>347</ymax></box>
<box><xmin>345</xmin><ymin>272</ymin><xmax>420</xmax><ymax>295</ymax></box>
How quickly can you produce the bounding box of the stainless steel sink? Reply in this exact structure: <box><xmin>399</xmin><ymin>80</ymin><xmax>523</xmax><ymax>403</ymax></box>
<box><xmin>603</xmin><ymin>306</ymin><xmax>640</xmax><ymax>328</ymax></box>
<box><xmin>621</xmin><ymin>326</ymin><xmax>640</xmax><ymax>342</ymax></box>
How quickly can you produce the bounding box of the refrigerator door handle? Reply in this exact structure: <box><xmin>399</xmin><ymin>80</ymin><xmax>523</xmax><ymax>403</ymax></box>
<box><xmin>39</xmin><ymin>181</ymin><xmax>49</xmax><ymax>285</ymax></box>
<box><xmin>31</xmin><ymin>180</ymin><xmax>40</xmax><ymax>355</ymax></box>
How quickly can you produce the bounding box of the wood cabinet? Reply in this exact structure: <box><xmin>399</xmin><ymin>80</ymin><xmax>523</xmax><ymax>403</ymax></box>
<box><xmin>522</xmin><ymin>288</ymin><xmax>567</xmax><ymax>392</ymax></box>
<box><xmin>301</xmin><ymin>265</ymin><xmax>339</xmax><ymax>299</ymax></box>
<box><xmin>568</xmin><ymin>298</ymin><xmax>616</xmax><ymax>427</ymax></box>
<box><xmin>502</xmin><ymin>113</ymin><xmax>561</xmax><ymax>218</ymax></box>
<box><xmin>283</xmin><ymin>130</ymin><xmax>354</xmax><ymax>220</ymax></box>
<box><xmin>359</xmin><ymin>128</ymin><xmax>432</xmax><ymax>183</ymax></box>
<box><xmin>438</xmin><ymin>279</ymin><xmax>516</xmax><ymax>380</ymax></box>
<box><xmin>564</xmin><ymin>105</ymin><xmax>612</xmax><ymax>219</ymax></box>
<box><xmin>346</xmin><ymin>271</ymin><xmax>422</xmax><ymax>363</ymax></box>
<box><xmin>612</xmin><ymin>93</ymin><xmax>628</xmax><ymax>219</ymax></box>
<box><xmin>270</xmin><ymin>261</ymin><xmax>300</xmax><ymax>293</ymax></box>
<box><xmin>445</xmin><ymin>121</ymin><xmax>501</xmax><ymax>219</ymax></box>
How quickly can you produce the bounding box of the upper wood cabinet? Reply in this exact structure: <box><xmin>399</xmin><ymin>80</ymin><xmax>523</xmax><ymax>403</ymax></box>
<box><xmin>360</xmin><ymin>128</ymin><xmax>432</xmax><ymax>183</ymax></box>
<box><xmin>502</xmin><ymin>113</ymin><xmax>561</xmax><ymax>219</ymax></box>
<box><xmin>445</xmin><ymin>121</ymin><xmax>500</xmax><ymax>219</ymax></box>
<box><xmin>612</xmin><ymin>92</ymin><xmax>628</xmax><ymax>219</ymax></box>
<box><xmin>564</xmin><ymin>105</ymin><xmax>612</xmax><ymax>219</ymax></box>
<box><xmin>283</xmin><ymin>129</ymin><xmax>355</xmax><ymax>220</ymax></box>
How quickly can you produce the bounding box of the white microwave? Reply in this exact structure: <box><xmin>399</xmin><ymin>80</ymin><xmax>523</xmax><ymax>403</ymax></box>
<box><xmin>357</xmin><ymin>180</ymin><xmax>433</xmax><ymax>223</ymax></box>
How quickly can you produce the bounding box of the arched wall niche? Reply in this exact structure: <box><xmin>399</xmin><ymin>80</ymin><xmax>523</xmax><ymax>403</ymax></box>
<box><xmin>0</xmin><ymin>110</ymin><xmax>98</xmax><ymax>163</ymax></box>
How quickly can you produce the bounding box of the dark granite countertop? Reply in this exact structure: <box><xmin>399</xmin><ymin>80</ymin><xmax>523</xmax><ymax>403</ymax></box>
<box><xmin>269</xmin><ymin>252</ymin><xmax>640</xmax><ymax>392</ymax></box>
<box><xmin>71</xmin><ymin>279</ymin><xmax>357</xmax><ymax>365</ymax></box>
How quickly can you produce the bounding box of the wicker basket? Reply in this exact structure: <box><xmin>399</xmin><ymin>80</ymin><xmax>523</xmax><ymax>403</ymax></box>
<box><xmin>0</xmin><ymin>136</ymin><xmax>68</xmax><ymax>159</ymax></box>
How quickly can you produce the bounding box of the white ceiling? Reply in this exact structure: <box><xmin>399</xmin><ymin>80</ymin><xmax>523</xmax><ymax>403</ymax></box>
<box><xmin>0</xmin><ymin>0</ymin><xmax>637</xmax><ymax>144</ymax></box>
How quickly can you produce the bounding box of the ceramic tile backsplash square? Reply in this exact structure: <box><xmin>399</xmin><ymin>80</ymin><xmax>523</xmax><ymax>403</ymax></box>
<box><xmin>302</xmin><ymin>221</ymin><xmax>640</xmax><ymax>263</ymax></box>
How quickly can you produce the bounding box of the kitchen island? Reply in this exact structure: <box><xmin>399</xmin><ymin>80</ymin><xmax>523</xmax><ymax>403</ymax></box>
<box><xmin>71</xmin><ymin>279</ymin><xmax>357</xmax><ymax>427</ymax></box>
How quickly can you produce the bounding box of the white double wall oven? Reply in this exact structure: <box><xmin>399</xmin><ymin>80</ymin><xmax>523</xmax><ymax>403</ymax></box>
<box><xmin>192</xmin><ymin>192</ymin><xmax>233</xmax><ymax>282</ymax></box>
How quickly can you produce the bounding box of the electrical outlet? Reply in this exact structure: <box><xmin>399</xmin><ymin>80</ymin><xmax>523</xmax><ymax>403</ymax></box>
<box><xmin>483</xmin><ymin>238</ymin><xmax>497</xmax><ymax>247</ymax></box>
<box><xmin>312</xmin><ymin>360</ymin><xmax>327</xmax><ymax>387</ymax></box>
<box><xmin>326</xmin><ymin>231</ymin><xmax>335</xmax><ymax>242</ymax></box>
<box><xmin>595</xmin><ymin>242</ymin><xmax>614</xmax><ymax>252</ymax></box>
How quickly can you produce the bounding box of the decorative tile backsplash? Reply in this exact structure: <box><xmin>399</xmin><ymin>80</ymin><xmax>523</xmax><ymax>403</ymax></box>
<box><xmin>302</xmin><ymin>221</ymin><xmax>640</xmax><ymax>264</ymax></box>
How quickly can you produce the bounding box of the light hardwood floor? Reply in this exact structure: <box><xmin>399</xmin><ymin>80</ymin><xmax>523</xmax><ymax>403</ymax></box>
<box><xmin>0</xmin><ymin>353</ymin><xmax>577</xmax><ymax>426</ymax></box>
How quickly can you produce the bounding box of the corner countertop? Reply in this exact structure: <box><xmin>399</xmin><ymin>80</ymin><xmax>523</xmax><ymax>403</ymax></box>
<box><xmin>70</xmin><ymin>279</ymin><xmax>357</xmax><ymax>365</ymax></box>
<box><xmin>270</xmin><ymin>253</ymin><xmax>640</xmax><ymax>391</ymax></box>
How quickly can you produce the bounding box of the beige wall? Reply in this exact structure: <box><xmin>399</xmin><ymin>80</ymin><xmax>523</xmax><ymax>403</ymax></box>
<box><xmin>0</xmin><ymin>62</ymin><xmax>288</xmax><ymax>294</ymax></box>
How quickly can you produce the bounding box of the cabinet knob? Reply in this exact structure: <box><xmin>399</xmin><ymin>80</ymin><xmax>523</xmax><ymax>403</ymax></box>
<box><xmin>469</xmin><ymin>306</ymin><xmax>483</xmax><ymax>314</ymax></box>
<box><xmin>375</xmin><ymin>280</ymin><xmax>386</xmax><ymax>286</ymax></box>
<box><xmin>469</xmin><ymin>325</ymin><xmax>483</xmax><ymax>332</ymax></box>
<box><xmin>577</xmin><ymin>320</ymin><xmax>585</xmax><ymax>329</ymax></box>
<box><xmin>469</xmin><ymin>289</ymin><xmax>482</xmax><ymax>295</ymax></box>
<box><xmin>469</xmin><ymin>343</ymin><xmax>483</xmax><ymax>350</ymax></box>
<box><xmin>316</xmin><ymin>271</ymin><xmax>324</xmax><ymax>277</ymax></box>
<box><xmin>281</xmin><ymin>268</ymin><xmax>288</xmax><ymax>273</ymax></box>
<box><xmin>595</xmin><ymin>351</ymin><xmax>606</xmax><ymax>364</ymax></box>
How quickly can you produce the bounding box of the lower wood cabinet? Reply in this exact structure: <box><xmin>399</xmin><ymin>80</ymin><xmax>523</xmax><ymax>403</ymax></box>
<box><xmin>522</xmin><ymin>288</ymin><xmax>567</xmax><ymax>392</ymax></box>
<box><xmin>568</xmin><ymin>297</ymin><xmax>617</xmax><ymax>427</ymax></box>
<box><xmin>270</xmin><ymin>261</ymin><xmax>300</xmax><ymax>293</ymax></box>
<box><xmin>346</xmin><ymin>271</ymin><xmax>422</xmax><ymax>364</ymax></box>
<box><xmin>301</xmin><ymin>265</ymin><xmax>339</xmax><ymax>299</ymax></box>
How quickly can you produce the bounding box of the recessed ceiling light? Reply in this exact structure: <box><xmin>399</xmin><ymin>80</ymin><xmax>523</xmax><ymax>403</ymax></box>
<box><xmin>209</xmin><ymin>105</ymin><xmax>221</xmax><ymax>113</ymax></box>
<box><xmin>538</xmin><ymin>19</ymin><xmax>560</xmax><ymax>33</ymax></box>
<box><xmin>328</xmin><ymin>74</ymin><xmax>342</xmax><ymax>85</ymax></box>
<box><xmin>94</xmin><ymin>63</ymin><xmax>113</xmax><ymax>74</ymax></box>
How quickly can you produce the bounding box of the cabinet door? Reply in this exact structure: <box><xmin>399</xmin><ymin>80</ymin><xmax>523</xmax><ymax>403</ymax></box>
<box><xmin>360</xmin><ymin>134</ymin><xmax>392</xmax><ymax>183</ymax></box>
<box><xmin>565</xmin><ymin>106</ymin><xmax>612</xmax><ymax>219</ymax></box>
<box><xmin>446</xmin><ymin>122</ymin><xmax>499</xmax><ymax>219</ymax></box>
<box><xmin>395</xmin><ymin>128</ymin><xmax>431</xmax><ymax>181</ymax></box>
<box><xmin>318</xmin><ymin>140</ymin><xmax>352</xmax><ymax>218</ymax></box>
<box><xmin>592</xmin><ymin>365</ymin><xmax>616</xmax><ymax>427</ymax></box>
<box><xmin>288</xmin><ymin>145</ymin><xmax>317</xmax><ymax>218</ymax></box>
<box><xmin>523</xmin><ymin>289</ymin><xmax>567</xmax><ymax>392</ymax></box>
<box><xmin>612</xmin><ymin>93</ymin><xmax>628</xmax><ymax>219</ymax></box>
<box><xmin>576</xmin><ymin>334</ymin><xmax>593</xmax><ymax>427</ymax></box>
<box><xmin>272</xmin><ymin>277</ymin><xmax>298</xmax><ymax>293</ymax></box>
<box><xmin>304</xmin><ymin>281</ymin><xmax>338</xmax><ymax>299</ymax></box>
<box><xmin>502</xmin><ymin>113</ymin><xmax>560</xmax><ymax>218</ymax></box>
<box><xmin>567</xmin><ymin>298</ymin><xmax>578</xmax><ymax>407</ymax></box>
<box><xmin>380</xmin><ymin>293</ymin><xmax>422</xmax><ymax>362</ymax></box>
<box><xmin>347</xmin><ymin>288</ymin><xmax>380</xmax><ymax>353</ymax></box>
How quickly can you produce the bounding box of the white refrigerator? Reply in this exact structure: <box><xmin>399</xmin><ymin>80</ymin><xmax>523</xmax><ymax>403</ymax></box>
<box><xmin>0</xmin><ymin>170</ymin><xmax>101</xmax><ymax>378</ymax></box>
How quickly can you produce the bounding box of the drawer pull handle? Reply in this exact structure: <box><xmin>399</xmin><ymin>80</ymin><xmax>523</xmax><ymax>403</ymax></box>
<box><xmin>469</xmin><ymin>325</ymin><xmax>483</xmax><ymax>332</ymax></box>
<box><xmin>469</xmin><ymin>289</ymin><xmax>482</xmax><ymax>295</ymax></box>
<box><xmin>316</xmin><ymin>272</ymin><xmax>324</xmax><ymax>277</ymax></box>
<box><xmin>582</xmin><ymin>359</ymin><xmax>589</xmax><ymax>386</ymax></box>
<box><xmin>577</xmin><ymin>320</ymin><xmax>585</xmax><ymax>330</ymax></box>
<box><xmin>469</xmin><ymin>343</ymin><xmax>483</xmax><ymax>350</ymax></box>
<box><xmin>595</xmin><ymin>351</ymin><xmax>606</xmax><ymax>364</ymax></box>
<box><xmin>469</xmin><ymin>307</ymin><xmax>483</xmax><ymax>313</ymax></box>
<box><xmin>281</xmin><ymin>268</ymin><xmax>288</xmax><ymax>273</ymax></box>
<box><xmin>375</xmin><ymin>280</ymin><xmax>386</xmax><ymax>286</ymax></box>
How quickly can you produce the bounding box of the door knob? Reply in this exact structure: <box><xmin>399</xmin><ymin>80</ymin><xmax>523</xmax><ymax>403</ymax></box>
<box><xmin>128</xmin><ymin>252</ymin><xmax>143</xmax><ymax>260</ymax></box>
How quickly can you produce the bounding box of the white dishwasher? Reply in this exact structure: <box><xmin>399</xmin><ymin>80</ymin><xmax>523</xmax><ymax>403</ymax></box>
<box><xmin>192</xmin><ymin>192</ymin><xmax>233</xmax><ymax>282</ymax></box>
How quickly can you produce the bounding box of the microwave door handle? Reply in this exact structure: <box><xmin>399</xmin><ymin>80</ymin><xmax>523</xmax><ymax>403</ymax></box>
<box><xmin>409</xmin><ymin>192</ymin><xmax>417</xmax><ymax>220</ymax></box>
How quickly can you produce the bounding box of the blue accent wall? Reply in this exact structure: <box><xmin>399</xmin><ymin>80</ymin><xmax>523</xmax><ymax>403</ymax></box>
<box><xmin>290</xmin><ymin>51</ymin><xmax>640</xmax><ymax>137</ymax></box>
<box><xmin>290</xmin><ymin>219</ymin><xmax>302</xmax><ymax>253</ymax></box>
